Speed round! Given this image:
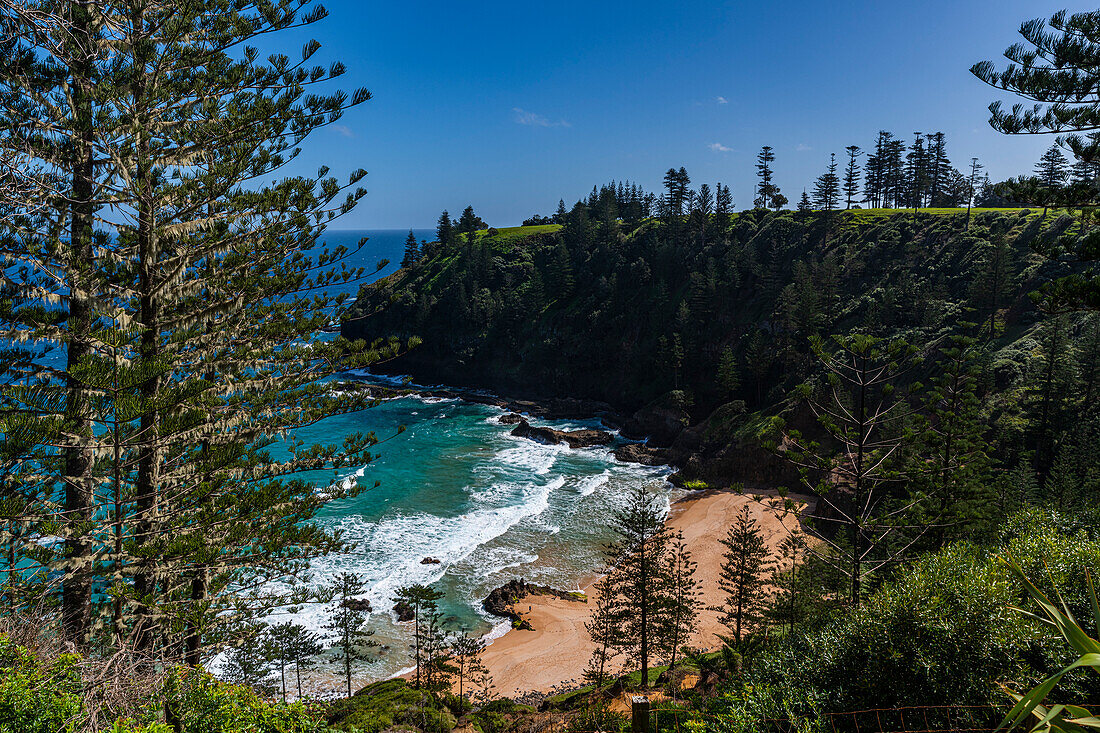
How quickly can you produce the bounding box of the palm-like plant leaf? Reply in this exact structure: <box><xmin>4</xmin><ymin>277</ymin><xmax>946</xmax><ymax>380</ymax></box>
<box><xmin>999</xmin><ymin>557</ymin><xmax>1100</xmax><ymax>732</ymax></box>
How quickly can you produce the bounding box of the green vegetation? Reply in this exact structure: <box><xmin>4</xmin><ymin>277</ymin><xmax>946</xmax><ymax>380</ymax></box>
<box><xmin>999</xmin><ymin>556</ymin><xmax>1100</xmax><ymax>732</ymax></box>
<box><xmin>326</xmin><ymin>679</ymin><xmax>457</xmax><ymax>733</ymax></box>
<box><xmin>0</xmin><ymin>0</ymin><xmax>408</xmax><ymax>675</ymax></box>
<box><xmin>478</xmin><ymin>224</ymin><xmax>562</xmax><ymax>242</ymax></box>
<box><xmin>346</xmin><ymin>203</ymin><xmax>1086</xmax><ymax>420</ymax></box>
<box><xmin>6</xmin><ymin>1</ymin><xmax>1100</xmax><ymax>731</ymax></box>
<box><xmin>718</xmin><ymin>510</ymin><xmax>1100</xmax><ymax>724</ymax></box>
<box><xmin>0</xmin><ymin>634</ymin><xmax>327</xmax><ymax>733</ymax></box>
<box><xmin>585</xmin><ymin>487</ymin><xmax>700</xmax><ymax>686</ymax></box>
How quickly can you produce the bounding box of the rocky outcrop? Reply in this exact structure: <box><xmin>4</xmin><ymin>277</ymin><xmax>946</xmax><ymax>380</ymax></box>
<box><xmin>481</xmin><ymin>579</ymin><xmax>585</xmax><ymax>631</ymax></box>
<box><xmin>509</xmin><ymin>419</ymin><xmax>613</xmax><ymax>449</ymax></box>
<box><xmin>343</xmin><ymin>598</ymin><xmax>373</xmax><ymax>612</ymax></box>
<box><xmin>420</xmin><ymin>556</ymin><xmax>441</xmax><ymax>565</ymax></box>
<box><xmin>620</xmin><ymin>391</ymin><xmax>692</xmax><ymax>447</ymax></box>
<box><xmin>482</xmin><ymin>578</ymin><xmax>533</xmax><ymax>623</ymax></box>
<box><xmin>614</xmin><ymin>443</ymin><xmax>674</xmax><ymax>466</ymax></box>
<box><xmin>498</xmin><ymin>413</ymin><xmax>525</xmax><ymax>425</ymax></box>
<box><xmin>392</xmin><ymin>600</ymin><xmax>414</xmax><ymax>623</ymax></box>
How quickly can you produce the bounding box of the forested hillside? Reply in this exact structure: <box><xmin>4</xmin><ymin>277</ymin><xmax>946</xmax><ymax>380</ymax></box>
<box><xmin>344</xmin><ymin>203</ymin><xmax>1088</xmax><ymax>425</ymax></box>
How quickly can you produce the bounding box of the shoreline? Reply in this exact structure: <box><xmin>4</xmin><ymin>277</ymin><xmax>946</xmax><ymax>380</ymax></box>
<box><xmin>477</xmin><ymin>486</ymin><xmax>811</xmax><ymax>700</ymax></box>
<box><xmin>337</xmin><ymin>371</ymin><xmax>631</xmax><ymax>431</ymax></box>
<box><xmin>333</xmin><ymin>374</ymin><xmax>808</xmax><ymax>700</ymax></box>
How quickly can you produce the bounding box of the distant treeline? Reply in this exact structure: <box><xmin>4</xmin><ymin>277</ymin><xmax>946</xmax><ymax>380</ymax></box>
<box><xmin>514</xmin><ymin>130</ymin><xmax>1100</xmax><ymax>228</ymax></box>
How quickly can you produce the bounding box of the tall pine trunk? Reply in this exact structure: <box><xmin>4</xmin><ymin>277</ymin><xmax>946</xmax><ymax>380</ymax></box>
<box><xmin>132</xmin><ymin>4</ymin><xmax>162</xmax><ymax>652</ymax></box>
<box><xmin>61</xmin><ymin>0</ymin><xmax>96</xmax><ymax>647</ymax></box>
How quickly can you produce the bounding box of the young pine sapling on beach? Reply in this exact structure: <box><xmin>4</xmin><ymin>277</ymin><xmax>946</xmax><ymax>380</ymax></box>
<box><xmin>325</xmin><ymin>573</ymin><xmax>379</xmax><ymax>698</ymax></box>
<box><xmin>715</xmin><ymin>505</ymin><xmax>773</xmax><ymax>645</ymax></box>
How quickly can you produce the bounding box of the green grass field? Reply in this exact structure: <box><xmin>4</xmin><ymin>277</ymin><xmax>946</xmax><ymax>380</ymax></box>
<box><xmin>471</xmin><ymin>223</ymin><xmax>561</xmax><ymax>243</ymax></box>
<box><xmin>458</xmin><ymin>209</ymin><xmax>1051</xmax><ymax>247</ymax></box>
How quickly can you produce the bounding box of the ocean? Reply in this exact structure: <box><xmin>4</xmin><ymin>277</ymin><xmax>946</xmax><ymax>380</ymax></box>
<box><xmin>19</xmin><ymin>227</ymin><xmax>674</xmax><ymax>687</ymax></box>
<box><xmin>278</xmin><ymin>231</ymin><xmax>676</xmax><ymax>687</ymax></box>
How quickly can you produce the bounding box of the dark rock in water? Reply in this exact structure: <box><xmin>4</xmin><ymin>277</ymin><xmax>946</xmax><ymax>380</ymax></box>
<box><xmin>510</xmin><ymin>420</ymin><xmax>562</xmax><ymax>445</ymax></box>
<box><xmin>558</xmin><ymin>428</ymin><xmax>614</xmax><ymax>449</ymax></box>
<box><xmin>498</xmin><ymin>413</ymin><xmax>525</xmax><ymax>425</ymax></box>
<box><xmin>482</xmin><ymin>578</ymin><xmax>532</xmax><ymax>622</ymax></box>
<box><xmin>392</xmin><ymin>600</ymin><xmax>414</xmax><ymax>623</ymax></box>
<box><xmin>420</xmin><ymin>556</ymin><xmax>441</xmax><ymax>565</ymax></box>
<box><xmin>482</xmin><ymin>578</ymin><xmax>586</xmax><ymax>631</ymax></box>
<box><xmin>343</xmin><ymin>598</ymin><xmax>373</xmax><ymax>612</ymax></box>
<box><xmin>614</xmin><ymin>443</ymin><xmax>673</xmax><ymax>466</ymax></box>
<box><xmin>509</xmin><ymin>419</ymin><xmax>613</xmax><ymax>449</ymax></box>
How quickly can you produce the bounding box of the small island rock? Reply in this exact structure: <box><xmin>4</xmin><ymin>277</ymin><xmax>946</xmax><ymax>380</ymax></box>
<box><xmin>509</xmin><ymin>419</ymin><xmax>613</xmax><ymax>449</ymax></box>
<box><xmin>343</xmin><ymin>598</ymin><xmax>373</xmax><ymax>612</ymax></box>
<box><xmin>392</xmin><ymin>600</ymin><xmax>414</xmax><ymax>622</ymax></box>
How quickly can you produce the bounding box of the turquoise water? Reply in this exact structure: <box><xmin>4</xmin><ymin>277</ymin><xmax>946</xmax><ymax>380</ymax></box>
<box><xmin>279</xmin><ymin>390</ymin><xmax>673</xmax><ymax>684</ymax></box>
<box><xmin>269</xmin><ymin>231</ymin><xmax>675</xmax><ymax>685</ymax></box>
<box><xmin>25</xmin><ymin>229</ymin><xmax>671</xmax><ymax>686</ymax></box>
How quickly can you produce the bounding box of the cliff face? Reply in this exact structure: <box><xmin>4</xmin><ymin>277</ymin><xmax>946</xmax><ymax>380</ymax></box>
<box><xmin>343</xmin><ymin>209</ymin><xmax>1094</xmax><ymax>487</ymax></box>
<box><xmin>344</xmin><ymin>210</ymin><xmax>1070</xmax><ymax>417</ymax></box>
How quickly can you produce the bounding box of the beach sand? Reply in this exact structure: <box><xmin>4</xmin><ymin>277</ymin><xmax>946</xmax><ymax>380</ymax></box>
<box><xmin>479</xmin><ymin>488</ymin><xmax>809</xmax><ymax>698</ymax></box>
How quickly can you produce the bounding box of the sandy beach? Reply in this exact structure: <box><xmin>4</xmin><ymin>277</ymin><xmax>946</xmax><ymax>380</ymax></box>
<box><xmin>479</xmin><ymin>488</ymin><xmax>809</xmax><ymax>698</ymax></box>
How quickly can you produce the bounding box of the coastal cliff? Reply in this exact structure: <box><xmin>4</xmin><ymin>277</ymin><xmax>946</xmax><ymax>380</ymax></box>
<box><xmin>343</xmin><ymin>209</ymin><xmax>1078</xmax><ymax>487</ymax></box>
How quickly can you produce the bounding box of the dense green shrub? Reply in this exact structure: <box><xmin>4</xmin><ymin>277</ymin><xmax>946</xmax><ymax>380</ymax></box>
<box><xmin>164</xmin><ymin>671</ymin><xmax>327</xmax><ymax>733</ymax></box>
<box><xmin>0</xmin><ymin>634</ymin><xmax>326</xmax><ymax>733</ymax></box>
<box><xmin>712</xmin><ymin>510</ymin><xmax>1100</xmax><ymax>724</ymax></box>
<box><xmin>469</xmin><ymin>699</ymin><xmax>536</xmax><ymax>733</ymax></box>
<box><xmin>0</xmin><ymin>638</ymin><xmax>85</xmax><ymax>733</ymax></box>
<box><xmin>564</xmin><ymin>704</ymin><xmax>627</xmax><ymax>732</ymax></box>
<box><xmin>325</xmin><ymin>679</ymin><xmax>456</xmax><ymax>733</ymax></box>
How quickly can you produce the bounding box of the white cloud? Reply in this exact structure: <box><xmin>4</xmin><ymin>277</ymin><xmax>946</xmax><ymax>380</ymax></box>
<box><xmin>708</xmin><ymin>142</ymin><xmax>732</xmax><ymax>152</ymax></box>
<box><xmin>716</xmin><ymin>96</ymin><xmax>728</xmax><ymax>104</ymax></box>
<box><xmin>512</xmin><ymin>108</ymin><xmax>570</xmax><ymax>128</ymax></box>
<box><xmin>796</xmin><ymin>143</ymin><xmax>812</xmax><ymax>151</ymax></box>
<box><xmin>333</xmin><ymin>124</ymin><xmax>354</xmax><ymax>138</ymax></box>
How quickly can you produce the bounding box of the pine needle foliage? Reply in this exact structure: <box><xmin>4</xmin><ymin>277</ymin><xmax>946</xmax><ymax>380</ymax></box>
<box><xmin>715</xmin><ymin>505</ymin><xmax>773</xmax><ymax>644</ymax></box>
<box><xmin>0</xmin><ymin>0</ymin><xmax>412</xmax><ymax>666</ymax></box>
<box><xmin>784</xmin><ymin>334</ymin><xmax>925</xmax><ymax>605</ymax></box>
<box><xmin>973</xmin><ymin>10</ymin><xmax>1100</xmax><ymax>135</ymax></box>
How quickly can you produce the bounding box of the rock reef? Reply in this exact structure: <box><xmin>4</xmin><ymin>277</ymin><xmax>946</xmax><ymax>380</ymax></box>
<box><xmin>481</xmin><ymin>579</ymin><xmax>585</xmax><ymax>631</ymax></box>
<box><xmin>509</xmin><ymin>419</ymin><xmax>613</xmax><ymax>449</ymax></box>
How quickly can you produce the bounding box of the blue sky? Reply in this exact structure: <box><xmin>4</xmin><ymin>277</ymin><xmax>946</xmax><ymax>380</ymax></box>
<box><xmin>299</xmin><ymin>0</ymin><xmax>1076</xmax><ymax>229</ymax></box>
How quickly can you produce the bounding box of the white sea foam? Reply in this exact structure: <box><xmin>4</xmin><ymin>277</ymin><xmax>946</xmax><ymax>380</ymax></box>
<box><xmin>576</xmin><ymin>470</ymin><xmax>611</xmax><ymax>496</ymax></box>
<box><xmin>320</xmin><ymin>464</ymin><xmax>370</xmax><ymax>498</ymax></box>
<box><xmin>473</xmin><ymin>546</ymin><xmax>540</xmax><ymax>578</ymax></box>
<box><xmin>387</xmin><ymin>664</ymin><xmax>417</xmax><ymax>681</ymax></box>
<box><xmin>288</xmin><ymin>470</ymin><xmax>564</xmax><ymax>637</ymax></box>
<box><xmin>494</xmin><ymin>434</ymin><xmax>569</xmax><ymax>476</ymax></box>
<box><xmin>481</xmin><ymin>620</ymin><xmax>514</xmax><ymax>646</ymax></box>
